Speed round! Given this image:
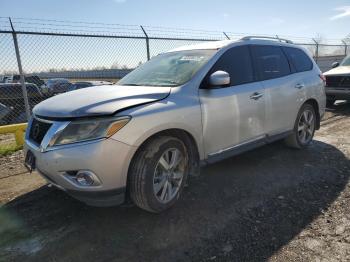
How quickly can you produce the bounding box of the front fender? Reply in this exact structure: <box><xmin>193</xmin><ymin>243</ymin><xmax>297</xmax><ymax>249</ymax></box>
<box><xmin>111</xmin><ymin>99</ymin><xmax>205</xmax><ymax>160</ymax></box>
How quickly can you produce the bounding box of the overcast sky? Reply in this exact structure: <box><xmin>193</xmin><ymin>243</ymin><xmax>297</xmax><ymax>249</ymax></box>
<box><xmin>1</xmin><ymin>0</ymin><xmax>350</xmax><ymax>41</ymax></box>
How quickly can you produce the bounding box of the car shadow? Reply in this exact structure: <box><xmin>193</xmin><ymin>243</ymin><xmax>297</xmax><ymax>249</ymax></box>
<box><xmin>0</xmin><ymin>140</ymin><xmax>349</xmax><ymax>262</ymax></box>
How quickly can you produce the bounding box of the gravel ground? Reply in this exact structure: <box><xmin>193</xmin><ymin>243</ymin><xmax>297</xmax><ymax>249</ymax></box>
<box><xmin>0</xmin><ymin>151</ymin><xmax>27</xmax><ymax>179</ymax></box>
<box><xmin>0</xmin><ymin>102</ymin><xmax>349</xmax><ymax>262</ymax></box>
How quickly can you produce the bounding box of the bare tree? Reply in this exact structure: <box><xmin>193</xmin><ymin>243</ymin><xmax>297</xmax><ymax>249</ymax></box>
<box><xmin>313</xmin><ymin>33</ymin><xmax>324</xmax><ymax>44</ymax></box>
<box><xmin>342</xmin><ymin>35</ymin><xmax>350</xmax><ymax>45</ymax></box>
<box><xmin>110</xmin><ymin>62</ymin><xmax>120</xmax><ymax>69</ymax></box>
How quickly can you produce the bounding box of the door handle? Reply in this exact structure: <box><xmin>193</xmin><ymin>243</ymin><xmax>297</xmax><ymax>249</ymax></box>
<box><xmin>295</xmin><ymin>83</ymin><xmax>305</xmax><ymax>89</ymax></box>
<box><xmin>250</xmin><ymin>92</ymin><xmax>263</xmax><ymax>100</ymax></box>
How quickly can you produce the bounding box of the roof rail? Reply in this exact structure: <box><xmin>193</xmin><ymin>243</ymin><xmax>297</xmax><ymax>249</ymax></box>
<box><xmin>241</xmin><ymin>35</ymin><xmax>293</xmax><ymax>44</ymax></box>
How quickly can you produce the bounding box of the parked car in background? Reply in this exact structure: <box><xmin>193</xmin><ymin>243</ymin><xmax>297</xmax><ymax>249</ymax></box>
<box><xmin>0</xmin><ymin>102</ymin><xmax>11</xmax><ymax>125</ymax></box>
<box><xmin>68</xmin><ymin>81</ymin><xmax>113</xmax><ymax>91</ymax></box>
<box><xmin>0</xmin><ymin>76</ymin><xmax>11</xmax><ymax>83</ymax></box>
<box><xmin>0</xmin><ymin>83</ymin><xmax>43</xmax><ymax>124</ymax></box>
<box><xmin>1</xmin><ymin>74</ymin><xmax>48</xmax><ymax>94</ymax></box>
<box><xmin>323</xmin><ymin>55</ymin><xmax>350</xmax><ymax>106</ymax></box>
<box><xmin>1</xmin><ymin>75</ymin><xmax>14</xmax><ymax>83</ymax></box>
<box><xmin>12</xmin><ymin>74</ymin><xmax>45</xmax><ymax>87</ymax></box>
<box><xmin>46</xmin><ymin>78</ymin><xmax>72</xmax><ymax>94</ymax></box>
<box><xmin>25</xmin><ymin>37</ymin><xmax>325</xmax><ymax>213</ymax></box>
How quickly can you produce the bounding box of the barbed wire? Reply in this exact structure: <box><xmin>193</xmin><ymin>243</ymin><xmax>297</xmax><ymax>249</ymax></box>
<box><xmin>0</xmin><ymin>16</ymin><xmax>140</xmax><ymax>27</ymax></box>
<box><xmin>0</xmin><ymin>17</ymin><xmax>349</xmax><ymax>44</ymax></box>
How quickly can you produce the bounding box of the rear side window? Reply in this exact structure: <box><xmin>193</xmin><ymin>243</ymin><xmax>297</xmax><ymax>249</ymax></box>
<box><xmin>251</xmin><ymin>45</ymin><xmax>290</xmax><ymax>80</ymax></box>
<box><xmin>202</xmin><ymin>45</ymin><xmax>254</xmax><ymax>87</ymax></box>
<box><xmin>283</xmin><ymin>47</ymin><xmax>313</xmax><ymax>72</ymax></box>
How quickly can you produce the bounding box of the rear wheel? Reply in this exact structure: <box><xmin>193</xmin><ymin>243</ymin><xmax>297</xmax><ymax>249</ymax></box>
<box><xmin>285</xmin><ymin>103</ymin><xmax>316</xmax><ymax>149</ymax></box>
<box><xmin>128</xmin><ymin>136</ymin><xmax>189</xmax><ymax>213</ymax></box>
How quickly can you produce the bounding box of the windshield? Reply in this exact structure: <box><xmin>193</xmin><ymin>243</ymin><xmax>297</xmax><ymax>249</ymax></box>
<box><xmin>117</xmin><ymin>49</ymin><xmax>216</xmax><ymax>87</ymax></box>
<box><xmin>341</xmin><ymin>55</ymin><xmax>350</xmax><ymax>66</ymax></box>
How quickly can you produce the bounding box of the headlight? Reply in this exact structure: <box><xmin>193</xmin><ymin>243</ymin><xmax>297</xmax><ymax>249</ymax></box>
<box><xmin>49</xmin><ymin>117</ymin><xmax>130</xmax><ymax>146</ymax></box>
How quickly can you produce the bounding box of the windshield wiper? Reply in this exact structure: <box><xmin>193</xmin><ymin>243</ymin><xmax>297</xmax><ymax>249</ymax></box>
<box><xmin>119</xmin><ymin>80</ymin><xmax>180</xmax><ymax>87</ymax></box>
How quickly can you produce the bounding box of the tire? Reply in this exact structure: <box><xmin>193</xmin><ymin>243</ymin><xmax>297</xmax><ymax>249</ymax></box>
<box><xmin>128</xmin><ymin>136</ymin><xmax>189</xmax><ymax>213</ymax></box>
<box><xmin>285</xmin><ymin>103</ymin><xmax>316</xmax><ymax>149</ymax></box>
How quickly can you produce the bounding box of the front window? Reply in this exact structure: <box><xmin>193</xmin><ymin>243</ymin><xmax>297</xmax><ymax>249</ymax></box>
<box><xmin>341</xmin><ymin>55</ymin><xmax>350</xmax><ymax>66</ymax></box>
<box><xmin>117</xmin><ymin>49</ymin><xmax>216</xmax><ymax>87</ymax></box>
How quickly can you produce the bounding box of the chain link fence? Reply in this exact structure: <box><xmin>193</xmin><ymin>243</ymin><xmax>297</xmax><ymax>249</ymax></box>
<box><xmin>0</xmin><ymin>17</ymin><xmax>349</xmax><ymax>177</ymax></box>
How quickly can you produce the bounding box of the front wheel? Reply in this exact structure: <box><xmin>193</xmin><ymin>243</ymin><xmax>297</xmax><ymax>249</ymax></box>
<box><xmin>128</xmin><ymin>136</ymin><xmax>189</xmax><ymax>213</ymax></box>
<box><xmin>285</xmin><ymin>103</ymin><xmax>316</xmax><ymax>149</ymax></box>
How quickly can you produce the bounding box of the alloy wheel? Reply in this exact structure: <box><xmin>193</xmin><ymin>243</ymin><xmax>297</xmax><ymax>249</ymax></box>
<box><xmin>153</xmin><ymin>148</ymin><xmax>185</xmax><ymax>204</ymax></box>
<box><xmin>297</xmin><ymin>109</ymin><xmax>315</xmax><ymax>145</ymax></box>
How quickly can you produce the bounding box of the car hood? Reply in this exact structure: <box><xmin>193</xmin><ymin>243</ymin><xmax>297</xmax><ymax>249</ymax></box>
<box><xmin>33</xmin><ymin>85</ymin><xmax>171</xmax><ymax>119</ymax></box>
<box><xmin>324</xmin><ymin>66</ymin><xmax>350</xmax><ymax>76</ymax></box>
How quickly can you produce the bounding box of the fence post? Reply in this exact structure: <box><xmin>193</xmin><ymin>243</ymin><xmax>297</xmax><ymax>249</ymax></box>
<box><xmin>140</xmin><ymin>26</ymin><xmax>150</xmax><ymax>61</ymax></box>
<box><xmin>9</xmin><ymin>17</ymin><xmax>31</xmax><ymax>121</ymax></box>
<box><xmin>223</xmin><ymin>32</ymin><xmax>230</xmax><ymax>40</ymax></box>
<box><xmin>342</xmin><ymin>40</ymin><xmax>348</xmax><ymax>56</ymax></box>
<box><xmin>312</xmin><ymin>38</ymin><xmax>319</xmax><ymax>62</ymax></box>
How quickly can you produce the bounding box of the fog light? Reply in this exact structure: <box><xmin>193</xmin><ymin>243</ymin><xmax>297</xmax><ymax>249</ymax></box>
<box><xmin>76</xmin><ymin>171</ymin><xmax>95</xmax><ymax>186</ymax></box>
<box><xmin>63</xmin><ymin>170</ymin><xmax>101</xmax><ymax>187</ymax></box>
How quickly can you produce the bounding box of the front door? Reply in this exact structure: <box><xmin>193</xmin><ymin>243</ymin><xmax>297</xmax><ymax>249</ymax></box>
<box><xmin>199</xmin><ymin>45</ymin><xmax>266</xmax><ymax>157</ymax></box>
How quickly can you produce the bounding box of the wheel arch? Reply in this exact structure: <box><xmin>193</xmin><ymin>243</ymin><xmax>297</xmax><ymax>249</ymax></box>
<box><xmin>127</xmin><ymin>128</ymin><xmax>201</xmax><ymax>180</ymax></box>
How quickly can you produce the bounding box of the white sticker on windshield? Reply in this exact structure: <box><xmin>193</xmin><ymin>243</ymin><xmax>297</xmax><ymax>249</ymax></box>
<box><xmin>179</xmin><ymin>56</ymin><xmax>205</xmax><ymax>62</ymax></box>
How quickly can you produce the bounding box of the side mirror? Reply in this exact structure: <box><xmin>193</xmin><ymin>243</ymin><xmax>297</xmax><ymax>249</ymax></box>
<box><xmin>209</xmin><ymin>70</ymin><xmax>230</xmax><ymax>87</ymax></box>
<box><xmin>331</xmin><ymin>62</ymin><xmax>340</xmax><ymax>68</ymax></box>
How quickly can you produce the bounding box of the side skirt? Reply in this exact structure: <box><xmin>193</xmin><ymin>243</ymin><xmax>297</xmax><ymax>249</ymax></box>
<box><xmin>202</xmin><ymin>130</ymin><xmax>292</xmax><ymax>166</ymax></box>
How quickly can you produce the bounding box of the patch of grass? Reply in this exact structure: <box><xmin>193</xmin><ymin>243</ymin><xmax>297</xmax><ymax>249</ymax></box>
<box><xmin>0</xmin><ymin>144</ymin><xmax>23</xmax><ymax>157</ymax></box>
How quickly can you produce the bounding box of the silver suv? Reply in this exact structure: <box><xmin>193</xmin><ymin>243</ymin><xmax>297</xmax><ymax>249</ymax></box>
<box><xmin>24</xmin><ymin>36</ymin><xmax>326</xmax><ymax>213</ymax></box>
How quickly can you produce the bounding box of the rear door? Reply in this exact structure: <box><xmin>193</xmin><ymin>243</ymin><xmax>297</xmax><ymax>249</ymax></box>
<box><xmin>199</xmin><ymin>45</ymin><xmax>266</xmax><ymax>156</ymax></box>
<box><xmin>251</xmin><ymin>45</ymin><xmax>302</xmax><ymax>135</ymax></box>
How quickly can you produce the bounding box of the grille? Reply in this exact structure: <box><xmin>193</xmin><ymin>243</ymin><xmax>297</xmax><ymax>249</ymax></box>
<box><xmin>29</xmin><ymin>118</ymin><xmax>52</xmax><ymax>145</ymax></box>
<box><xmin>326</xmin><ymin>75</ymin><xmax>350</xmax><ymax>88</ymax></box>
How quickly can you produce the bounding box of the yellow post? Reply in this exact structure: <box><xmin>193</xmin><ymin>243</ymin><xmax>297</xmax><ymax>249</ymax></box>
<box><xmin>0</xmin><ymin>123</ymin><xmax>28</xmax><ymax>147</ymax></box>
<box><xmin>14</xmin><ymin>129</ymin><xmax>25</xmax><ymax>145</ymax></box>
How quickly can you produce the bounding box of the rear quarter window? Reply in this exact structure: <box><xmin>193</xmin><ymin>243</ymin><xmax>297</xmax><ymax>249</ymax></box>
<box><xmin>282</xmin><ymin>47</ymin><xmax>313</xmax><ymax>72</ymax></box>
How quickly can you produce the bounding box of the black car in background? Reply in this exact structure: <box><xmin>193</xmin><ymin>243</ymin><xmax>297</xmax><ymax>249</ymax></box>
<box><xmin>12</xmin><ymin>75</ymin><xmax>46</xmax><ymax>88</ymax></box>
<box><xmin>46</xmin><ymin>78</ymin><xmax>72</xmax><ymax>94</ymax></box>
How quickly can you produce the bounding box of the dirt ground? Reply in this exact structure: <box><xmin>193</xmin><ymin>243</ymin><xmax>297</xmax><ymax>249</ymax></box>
<box><xmin>0</xmin><ymin>102</ymin><xmax>350</xmax><ymax>262</ymax></box>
